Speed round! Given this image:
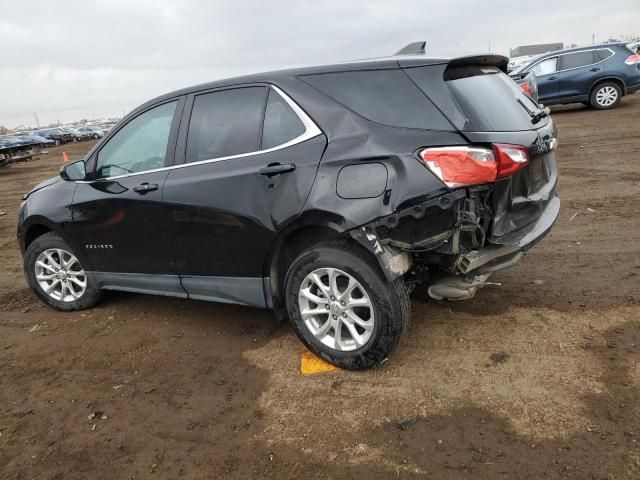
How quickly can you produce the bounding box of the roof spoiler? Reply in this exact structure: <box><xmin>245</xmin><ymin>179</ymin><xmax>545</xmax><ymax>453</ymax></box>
<box><xmin>395</xmin><ymin>41</ymin><xmax>426</xmax><ymax>56</ymax></box>
<box><xmin>446</xmin><ymin>54</ymin><xmax>509</xmax><ymax>74</ymax></box>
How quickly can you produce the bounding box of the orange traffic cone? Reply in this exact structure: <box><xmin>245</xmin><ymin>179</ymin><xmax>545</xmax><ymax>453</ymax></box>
<box><xmin>62</xmin><ymin>151</ymin><xmax>69</xmax><ymax>163</ymax></box>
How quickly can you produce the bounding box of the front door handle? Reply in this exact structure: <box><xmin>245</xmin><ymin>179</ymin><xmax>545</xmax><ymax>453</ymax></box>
<box><xmin>133</xmin><ymin>182</ymin><xmax>159</xmax><ymax>194</ymax></box>
<box><xmin>258</xmin><ymin>163</ymin><xmax>296</xmax><ymax>177</ymax></box>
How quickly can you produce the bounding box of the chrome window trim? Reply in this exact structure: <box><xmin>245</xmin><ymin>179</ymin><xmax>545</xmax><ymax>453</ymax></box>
<box><xmin>526</xmin><ymin>47</ymin><xmax>615</xmax><ymax>76</ymax></box>
<box><xmin>85</xmin><ymin>85</ymin><xmax>323</xmax><ymax>182</ymax></box>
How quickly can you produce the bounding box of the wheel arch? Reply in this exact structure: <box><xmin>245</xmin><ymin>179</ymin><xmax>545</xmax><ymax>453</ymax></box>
<box><xmin>264</xmin><ymin>217</ymin><xmax>365</xmax><ymax>314</ymax></box>
<box><xmin>20</xmin><ymin>215</ymin><xmax>60</xmax><ymax>253</ymax></box>
<box><xmin>21</xmin><ymin>217</ymin><xmax>76</xmax><ymax>255</ymax></box>
<box><xmin>24</xmin><ymin>224</ymin><xmax>53</xmax><ymax>251</ymax></box>
<box><xmin>589</xmin><ymin>76</ymin><xmax>627</xmax><ymax>96</ymax></box>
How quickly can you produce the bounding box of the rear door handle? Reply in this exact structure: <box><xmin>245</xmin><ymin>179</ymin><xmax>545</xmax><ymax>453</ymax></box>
<box><xmin>133</xmin><ymin>182</ymin><xmax>159</xmax><ymax>194</ymax></box>
<box><xmin>258</xmin><ymin>163</ymin><xmax>296</xmax><ymax>177</ymax></box>
<box><xmin>548</xmin><ymin>76</ymin><xmax>558</xmax><ymax>81</ymax></box>
<box><xmin>590</xmin><ymin>67</ymin><xmax>601</xmax><ymax>72</ymax></box>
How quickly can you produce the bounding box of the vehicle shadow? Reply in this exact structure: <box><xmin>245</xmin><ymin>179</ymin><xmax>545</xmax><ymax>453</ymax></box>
<box><xmin>549</xmin><ymin>99</ymin><xmax>635</xmax><ymax>116</ymax></box>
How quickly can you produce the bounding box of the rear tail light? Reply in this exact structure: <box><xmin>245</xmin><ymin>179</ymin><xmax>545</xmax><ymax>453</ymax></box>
<box><xmin>625</xmin><ymin>54</ymin><xmax>640</xmax><ymax>65</ymax></box>
<box><xmin>520</xmin><ymin>82</ymin><xmax>532</xmax><ymax>97</ymax></box>
<box><xmin>419</xmin><ymin>144</ymin><xmax>530</xmax><ymax>187</ymax></box>
<box><xmin>492</xmin><ymin>144</ymin><xmax>530</xmax><ymax>177</ymax></box>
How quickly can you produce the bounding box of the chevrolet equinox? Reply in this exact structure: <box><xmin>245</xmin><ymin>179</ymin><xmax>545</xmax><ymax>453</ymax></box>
<box><xmin>18</xmin><ymin>53</ymin><xmax>559</xmax><ymax>369</ymax></box>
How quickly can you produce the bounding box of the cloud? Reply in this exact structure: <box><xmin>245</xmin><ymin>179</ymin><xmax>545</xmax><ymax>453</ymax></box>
<box><xmin>1</xmin><ymin>0</ymin><xmax>637</xmax><ymax>127</ymax></box>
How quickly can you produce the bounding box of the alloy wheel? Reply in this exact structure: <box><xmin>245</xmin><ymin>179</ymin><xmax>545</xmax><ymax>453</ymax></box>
<box><xmin>298</xmin><ymin>267</ymin><xmax>374</xmax><ymax>352</ymax></box>
<box><xmin>596</xmin><ymin>86</ymin><xmax>618</xmax><ymax>107</ymax></box>
<box><xmin>34</xmin><ymin>248</ymin><xmax>87</xmax><ymax>302</ymax></box>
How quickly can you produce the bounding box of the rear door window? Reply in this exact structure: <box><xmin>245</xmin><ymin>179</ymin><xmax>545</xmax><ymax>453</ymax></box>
<box><xmin>262</xmin><ymin>88</ymin><xmax>306</xmax><ymax>149</ymax></box>
<box><xmin>185</xmin><ymin>87</ymin><xmax>267</xmax><ymax>163</ymax></box>
<box><xmin>559</xmin><ymin>51</ymin><xmax>598</xmax><ymax>70</ymax></box>
<box><xmin>301</xmin><ymin>69</ymin><xmax>452</xmax><ymax>130</ymax></box>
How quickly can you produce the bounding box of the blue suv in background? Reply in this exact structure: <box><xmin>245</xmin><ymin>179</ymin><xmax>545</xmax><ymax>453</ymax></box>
<box><xmin>511</xmin><ymin>43</ymin><xmax>640</xmax><ymax>109</ymax></box>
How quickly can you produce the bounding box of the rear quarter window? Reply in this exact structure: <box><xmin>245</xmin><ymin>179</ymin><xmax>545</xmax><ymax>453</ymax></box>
<box><xmin>262</xmin><ymin>88</ymin><xmax>306</xmax><ymax>149</ymax></box>
<box><xmin>300</xmin><ymin>69</ymin><xmax>452</xmax><ymax>130</ymax></box>
<box><xmin>596</xmin><ymin>49</ymin><xmax>614</xmax><ymax>61</ymax></box>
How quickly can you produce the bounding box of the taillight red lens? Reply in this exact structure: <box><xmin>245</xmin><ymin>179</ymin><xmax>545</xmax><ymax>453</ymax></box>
<box><xmin>492</xmin><ymin>143</ymin><xmax>530</xmax><ymax>178</ymax></box>
<box><xmin>624</xmin><ymin>54</ymin><xmax>640</xmax><ymax>65</ymax></box>
<box><xmin>520</xmin><ymin>83</ymin><xmax>531</xmax><ymax>97</ymax></box>
<box><xmin>419</xmin><ymin>147</ymin><xmax>496</xmax><ymax>187</ymax></box>
<box><xmin>419</xmin><ymin>144</ymin><xmax>530</xmax><ymax>187</ymax></box>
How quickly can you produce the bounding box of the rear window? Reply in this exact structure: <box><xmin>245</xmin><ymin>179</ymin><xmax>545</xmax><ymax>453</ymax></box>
<box><xmin>442</xmin><ymin>66</ymin><xmax>546</xmax><ymax>132</ymax></box>
<box><xmin>301</xmin><ymin>69</ymin><xmax>452</xmax><ymax>130</ymax></box>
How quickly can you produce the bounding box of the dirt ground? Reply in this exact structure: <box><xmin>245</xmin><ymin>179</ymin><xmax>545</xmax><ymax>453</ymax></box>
<box><xmin>1</xmin><ymin>94</ymin><xmax>639</xmax><ymax>480</ymax></box>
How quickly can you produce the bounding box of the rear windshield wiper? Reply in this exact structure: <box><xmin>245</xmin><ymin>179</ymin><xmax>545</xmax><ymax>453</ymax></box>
<box><xmin>517</xmin><ymin>98</ymin><xmax>550</xmax><ymax>125</ymax></box>
<box><xmin>530</xmin><ymin>106</ymin><xmax>550</xmax><ymax>125</ymax></box>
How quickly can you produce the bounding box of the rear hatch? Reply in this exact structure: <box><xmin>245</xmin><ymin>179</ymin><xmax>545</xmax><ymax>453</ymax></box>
<box><xmin>402</xmin><ymin>55</ymin><xmax>559</xmax><ymax>247</ymax></box>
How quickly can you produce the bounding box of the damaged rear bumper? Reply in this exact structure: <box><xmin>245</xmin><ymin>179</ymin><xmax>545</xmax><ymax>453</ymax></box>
<box><xmin>350</xmin><ymin>188</ymin><xmax>560</xmax><ymax>282</ymax></box>
<box><xmin>457</xmin><ymin>194</ymin><xmax>560</xmax><ymax>276</ymax></box>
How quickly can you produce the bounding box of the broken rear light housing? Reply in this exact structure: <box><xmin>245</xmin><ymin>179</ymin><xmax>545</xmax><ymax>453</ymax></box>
<box><xmin>419</xmin><ymin>144</ymin><xmax>530</xmax><ymax>188</ymax></box>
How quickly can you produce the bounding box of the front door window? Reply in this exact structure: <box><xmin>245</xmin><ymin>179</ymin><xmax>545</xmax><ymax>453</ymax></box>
<box><xmin>96</xmin><ymin>101</ymin><xmax>177</xmax><ymax>179</ymax></box>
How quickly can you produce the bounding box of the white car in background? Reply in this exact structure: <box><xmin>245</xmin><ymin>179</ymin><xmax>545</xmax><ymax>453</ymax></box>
<box><xmin>508</xmin><ymin>55</ymin><xmax>537</xmax><ymax>72</ymax></box>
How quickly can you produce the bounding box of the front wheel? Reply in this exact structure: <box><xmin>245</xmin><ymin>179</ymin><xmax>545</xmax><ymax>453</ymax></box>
<box><xmin>24</xmin><ymin>232</ymin><xmax>101</xmax><ymax>311</ymax></box>
<box><xmin>285</xmin><ymin>241</ymin><xmax>411</xmax><ymax>370</ymax></box>
<box><xmin>590</xmin><ymin>82</ymin><xmax>622</xmax><ymax>109</ymax></box>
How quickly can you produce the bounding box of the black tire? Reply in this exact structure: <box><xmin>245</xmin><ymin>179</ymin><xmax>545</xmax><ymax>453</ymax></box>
<box><xmin>285</xmin><ymin>241</ymin><xmax>411</xmax><ymax>370</ymax></box>
<box><xmin>589</xmin><ymin>82</ymin><xmax>622</xmax><ymax>110</ymax></box>
<box><xmin>24</xmin><ymin>232</ymin><xmax>101</xmax><ymax>311</ymax></box>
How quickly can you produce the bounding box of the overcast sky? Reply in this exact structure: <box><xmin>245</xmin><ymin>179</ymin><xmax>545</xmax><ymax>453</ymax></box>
<box><xmin>1</xmin><ymin>0</ymin><xmax>637</xmax><ymax>128</ymax></box>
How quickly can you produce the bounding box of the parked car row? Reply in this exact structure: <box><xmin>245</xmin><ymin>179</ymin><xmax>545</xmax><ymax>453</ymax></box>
<box><xmin>0</xmin><ymin>135</ymin><xmax>47</xmax><ymax>167</ymax></box>
<box><xmin>1</xmin><ymin>121</ymin><xmax>118</xmax><ymax>168</ymax></box>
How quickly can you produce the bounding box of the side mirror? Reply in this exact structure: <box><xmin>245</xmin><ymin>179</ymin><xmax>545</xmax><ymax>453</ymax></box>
<box><xmin>60</xmin><ymin>160</ymin><xmax>87</xmax><ymax>181</ymax></box>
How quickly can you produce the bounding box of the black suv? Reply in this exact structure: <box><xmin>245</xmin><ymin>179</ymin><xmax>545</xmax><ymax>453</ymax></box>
<box><xmin>18</xmin><ymin>53</ymin><xmax>559</xmax><ymax>369</ymax></box>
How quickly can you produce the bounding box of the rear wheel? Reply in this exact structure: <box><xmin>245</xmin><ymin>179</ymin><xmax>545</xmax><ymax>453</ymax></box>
<box><xmin>590</xmin><ymin>82</ymin><xmax>622</xmax><ymax>109</ymax></box>
<box><xmin>24</xmin><ymin>232</ymin><xmax>101</xmax><ymax>311</ymax></box>
<box><xmin>285</xmin><ymin>241</ymin><xmax>411</xmax><ymax>369</ymax></box>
